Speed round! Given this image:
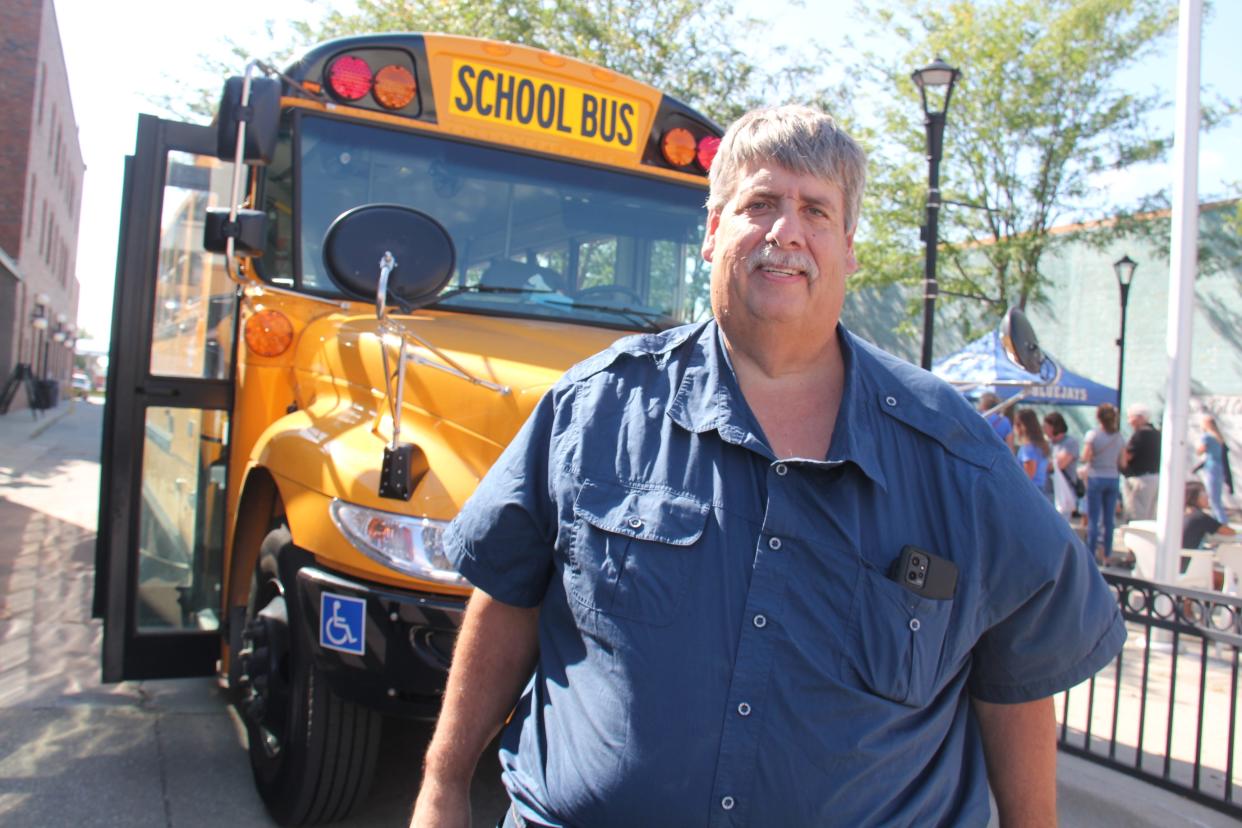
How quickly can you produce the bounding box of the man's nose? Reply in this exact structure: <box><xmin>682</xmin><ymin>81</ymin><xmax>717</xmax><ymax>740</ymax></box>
<box><xmin>765</xmin><ymin>206</ymin><xmax>805</xmax><ymax>248</ymax></box>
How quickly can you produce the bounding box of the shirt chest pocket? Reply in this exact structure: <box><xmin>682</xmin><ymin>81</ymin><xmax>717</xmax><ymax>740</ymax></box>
<box><xmin>844</xmin><ymin>564</ymin><xmax>955</xmax><ymax>708</ymax></box>
<box><xmin>568</xmin><ymin>478</ymin><xmax>709</xmax><ymax>626</ymax></box>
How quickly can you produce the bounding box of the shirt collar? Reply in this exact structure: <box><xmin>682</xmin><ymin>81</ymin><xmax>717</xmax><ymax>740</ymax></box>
<box><xmin>666</xmin><ymin>320</ymin><xmax>887</xmax><ymax>488</ymax></box>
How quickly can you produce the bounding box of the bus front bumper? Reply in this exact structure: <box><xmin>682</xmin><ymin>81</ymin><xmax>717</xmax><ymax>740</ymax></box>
<box><xmin>293</xmin><ymin>564</ymin><xmax>467</xmax><ymax>718</ymax></box>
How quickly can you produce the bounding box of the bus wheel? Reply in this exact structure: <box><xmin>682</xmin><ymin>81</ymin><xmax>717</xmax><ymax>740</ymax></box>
<box><xmin>236</xmin><ymin>526</ymin><xmax>382</xmax><ymax>825</ymax></box>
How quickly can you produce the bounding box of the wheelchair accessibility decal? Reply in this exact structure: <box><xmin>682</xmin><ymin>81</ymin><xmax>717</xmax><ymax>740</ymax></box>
<box><xmin>320</xmin><ymin>592</ymin><xmax>366</xmax><ymax>656</ymax></box>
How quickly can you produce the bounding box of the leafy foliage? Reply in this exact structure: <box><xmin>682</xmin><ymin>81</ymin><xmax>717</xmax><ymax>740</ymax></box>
<box><xmin>848</xmin><ymin>0</ymin><xmax>1183</xmax><ymax>343</ymax></box>
<box><xmin>156</xmin><ymin>0</ymin><xmax>849</xmax><ymax>128</ymax></box>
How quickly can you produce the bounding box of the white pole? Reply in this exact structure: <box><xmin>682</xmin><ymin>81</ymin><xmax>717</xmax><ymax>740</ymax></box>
<box><xmin>1154</xmin><ymin>0</ymin><xmax>1202</xmax><ymax>584</ymax></box>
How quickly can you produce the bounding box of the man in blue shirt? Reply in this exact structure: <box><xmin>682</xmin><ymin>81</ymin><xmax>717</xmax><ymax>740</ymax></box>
<box><xmin>411</xmin><ymin>105</ymin><xmax>1125</xmax><ymax>827</ymax></box>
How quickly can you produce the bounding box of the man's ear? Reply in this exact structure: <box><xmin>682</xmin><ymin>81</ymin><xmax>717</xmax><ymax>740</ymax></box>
<box><xmin>701</xmin><ymin>210</ymin><xmax>721</xmax><ymax>262</ymax></box>
<box><xmin>844</xmin><ymin>226</ymin><xmax>859</xmax><ymax>275</ymax></box>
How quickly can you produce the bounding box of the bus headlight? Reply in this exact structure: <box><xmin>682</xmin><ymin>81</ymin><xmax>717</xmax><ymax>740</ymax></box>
<box><xmin>329</xmin><ymin>500</ymin><xmax>468</xmax><ymax>587</ymax></box>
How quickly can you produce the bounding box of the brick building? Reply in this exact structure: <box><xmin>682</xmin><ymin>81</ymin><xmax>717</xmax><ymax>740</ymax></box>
<box><xmin>0</xmin><ymin>0</ymin><xmax>84</xmax><ymax>412</ymax></box>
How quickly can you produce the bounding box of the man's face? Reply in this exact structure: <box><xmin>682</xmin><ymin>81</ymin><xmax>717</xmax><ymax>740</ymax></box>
<box><xmin>702</xmin><ymin>161</ymin><xmax>857</xmax><ymax>344</ymax></box>
<box><xmin>1043</xmin><ymin>422</ymin><xmax>1056</xmax><ymax>442</ymax></box>
<box><xmin>1128</xmin><ymin>413</ymin><xmax>1143</xmax><ymax>429</ymax></box>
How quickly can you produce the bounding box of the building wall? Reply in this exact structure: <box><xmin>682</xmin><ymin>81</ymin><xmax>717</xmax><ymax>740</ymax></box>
<box><xmin>0</xmin><ymin>0</ymin><xmax>84</xmax><ymax>407</ymax></box>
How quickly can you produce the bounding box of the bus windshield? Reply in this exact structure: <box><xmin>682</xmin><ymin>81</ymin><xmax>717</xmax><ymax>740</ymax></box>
<box><xmin>266</xmin><ymin>113</ymin><xmax>713</xmax><ymax>331</ymax></box>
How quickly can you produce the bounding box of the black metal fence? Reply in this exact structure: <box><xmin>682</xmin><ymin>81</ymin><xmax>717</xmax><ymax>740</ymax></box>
<box><xmin>1055</xmin><ymin>572</ymin><xmax>1242</xmax><ymax>818</ymax></box>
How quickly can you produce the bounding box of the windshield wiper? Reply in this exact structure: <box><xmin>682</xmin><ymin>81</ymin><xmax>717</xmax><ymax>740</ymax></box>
<box><xmin>560</xmin><ymin>300</ymin><xmax>671</xmax><ymax>331</ymax></box>
<box><xmin>434</xmin><ymin>284</ymin><xmax>559</xmax><ymax>300</ymax></box>
<box><xmin>431</xmin><ymin>285</ymin><xmax>671</xmax><ymax>331</ymax></box>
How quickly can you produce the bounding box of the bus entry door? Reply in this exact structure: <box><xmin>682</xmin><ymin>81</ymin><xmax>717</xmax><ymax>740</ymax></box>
<box><xmin>96</xmin><ymin>116</ymin><xmax>238</xmax><ymax>682</ymax></box>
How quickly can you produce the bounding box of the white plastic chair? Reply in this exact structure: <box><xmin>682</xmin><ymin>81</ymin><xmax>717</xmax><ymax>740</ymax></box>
<box><xmin>1117</xmin><ymin>525</ymin><xmax>1215</xmax><ymax>589</ymax></box>
<box><xmin>1217</xmin><ymin>543</ymin><xmax>1242</xmax><ymax>596</ymax></box>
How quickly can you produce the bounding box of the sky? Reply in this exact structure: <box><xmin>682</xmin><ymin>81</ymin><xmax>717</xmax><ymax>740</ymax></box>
<box><xmin>54</xmin><ymin>0</ymin><xmax>1241</xmax><ymax>344</ymax></box>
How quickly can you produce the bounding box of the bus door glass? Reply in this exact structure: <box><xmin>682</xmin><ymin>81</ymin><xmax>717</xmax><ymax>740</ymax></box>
<box><xmin>99</xmin><ymin>116</ymin><xmax>237</xmax><ymax>681</ymax></box>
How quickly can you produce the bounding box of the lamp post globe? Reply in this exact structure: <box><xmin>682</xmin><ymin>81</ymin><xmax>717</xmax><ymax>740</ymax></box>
<box><xmin>1113</xmin><ymin>254</ymin><xmax>1138</xmax><ymax>408</ymax></box>
<box><xmin>912</xmin><ymin>58</ymin><xmax>960</xmax><ymax>370</ymax></box>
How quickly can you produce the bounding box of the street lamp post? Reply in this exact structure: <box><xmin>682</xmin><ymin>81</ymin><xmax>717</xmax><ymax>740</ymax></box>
<box><xmin>30</xmin><ymin>294</ymin><xmax>50</xmax><ymax>378</ymax></box>
<box><xmin>912</xmin><ymin>58</ymin><xmax>960</xmax><ymax>370</ymax></box>
<box><xmin>1113</xmin><ymin>254</ymin><xmax>1138</xmax><ymax>408</ymax></box>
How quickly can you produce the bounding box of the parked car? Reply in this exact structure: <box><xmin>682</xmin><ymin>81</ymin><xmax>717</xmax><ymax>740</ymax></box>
<box><xmin>71</xmin><ymin>371</ymin><xmax>91</xmax><ymax>399</ymax></box>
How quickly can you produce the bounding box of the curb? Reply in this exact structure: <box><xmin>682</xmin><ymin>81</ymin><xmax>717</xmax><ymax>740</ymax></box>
<box><xmin>0</xmin><ymin>402</ymin><xmax>75</xmax><ymax>446</ymax></box>
<box><xmin>28</xmin><ymin>401</ymin><xmax>76</xmax><ymax>439</ymax></box>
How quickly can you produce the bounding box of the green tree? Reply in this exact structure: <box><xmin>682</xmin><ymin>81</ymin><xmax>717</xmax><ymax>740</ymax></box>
<box><xmin>848</xmin><ymin>0</ymin><xmax>1184</xmax><ymax>343</ymax></box>
<box><xmin>161</xmin><ymin>0</ymin><xmax>847</xmax><ymax>128</ymax></box>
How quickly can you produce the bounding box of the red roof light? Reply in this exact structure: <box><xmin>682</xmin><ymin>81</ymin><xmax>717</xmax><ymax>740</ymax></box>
<box><xmin>327</xmin><ymin>55</ymin><xmax>373</xmax><ymax>101</ymax></box>
<box><xmin>696</xmin><ymin>135</ymin><xmax>721</xmax><ymax>172</ymax></box>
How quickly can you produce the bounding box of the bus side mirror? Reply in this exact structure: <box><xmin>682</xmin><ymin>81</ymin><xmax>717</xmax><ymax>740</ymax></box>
<box><xmin>322</xmin><ymin>205</ymin><xmax>456</xmax><ymax>312</ymax></box>
<box><xmin>214</xmin><ymin>75</ymin><xmax>281</xmax><ymax>165</ymax></box>
<box><xmin>203</xmin><ymin>208</ymin><xmax>267</xmax><ymax>255</ymax></box>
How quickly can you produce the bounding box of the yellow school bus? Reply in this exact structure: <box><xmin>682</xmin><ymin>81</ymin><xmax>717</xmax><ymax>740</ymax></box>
<box><xmin>95</xmin><ymin>33</ymin><xmax>720</xmax><ymax>824</ymax></box>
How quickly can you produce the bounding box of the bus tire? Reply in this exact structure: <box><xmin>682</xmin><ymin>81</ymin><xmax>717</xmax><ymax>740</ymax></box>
<box><xmin>237</xmin><ymin>526</ymin><xmax>382</xmax><ymax>826</ymax></box>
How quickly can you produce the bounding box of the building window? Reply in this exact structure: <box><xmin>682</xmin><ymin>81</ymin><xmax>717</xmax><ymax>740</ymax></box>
<box><xmin>38</xmin><ymin>64</ymin><xmax>46</xmax><ymax>125</ymax></box>
<box><xmin>39</xmin><ymin>201</ymin><xmax>47</xmax><ymax>257</ymax></box>
<box><xmin>27</xmin><ymin>175</ymin><xmax>36</xmax><ymax>236</ymax></box>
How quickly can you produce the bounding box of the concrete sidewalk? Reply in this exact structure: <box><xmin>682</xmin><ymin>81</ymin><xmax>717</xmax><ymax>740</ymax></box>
<box><xmin>0</xmin><ymin>400</ymin><xmax>1237</xmax><ymax>826</ymax></box>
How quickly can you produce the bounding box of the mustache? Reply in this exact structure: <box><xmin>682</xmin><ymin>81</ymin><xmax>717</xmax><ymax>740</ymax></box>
<box><xmin>745</xmin><ymin>245</ymin><xmax>819</xmax><ymax>282</ymax></box>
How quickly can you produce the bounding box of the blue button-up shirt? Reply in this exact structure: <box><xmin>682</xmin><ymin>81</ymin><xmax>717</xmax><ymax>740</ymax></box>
<box><xmin>446</xmin><ymin>319</ymin><xmax>1125</xmax><ymax>827</ymax></box>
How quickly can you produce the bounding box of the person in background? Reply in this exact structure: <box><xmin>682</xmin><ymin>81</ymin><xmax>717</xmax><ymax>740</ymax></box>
<box><xmin>978</xmin><ymin>391</ymin><xmax>1013</xmax><ymax>450</ymax></box>
<box><xmin>1196</xmin><ymin>414</ymin><xmax>1231</xmax><ymax>523</ymax></box>
<box><xmin>1120</xmin><ymin>403</ymin><xmax>1161</xmax><ymax>521</ymax></box>
<box><xmin>1014</xmin><ymin>408</ymin><xmax>1051</xmax><ymax>499</ymax></box>
<box><xmin>1183</xmin><ymin>480</ymin><xmax>1235</xmax><ymax>549</ymax></box>
<box><xmin>1081</xmin><ymin>403</ymin><xmax>1125</xmax><ymax>565</ymax></box>
<box><xmin>1044</xmin><ymin>411</ymin><xmax>1082</xmax><ymax>515</ymax></box>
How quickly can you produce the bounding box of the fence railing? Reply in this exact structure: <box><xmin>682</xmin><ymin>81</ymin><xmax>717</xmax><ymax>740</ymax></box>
<box><xmin>1055</xmin><ymin>572</ymin><xmax>1242</xmax><ymax>818</ymax></box>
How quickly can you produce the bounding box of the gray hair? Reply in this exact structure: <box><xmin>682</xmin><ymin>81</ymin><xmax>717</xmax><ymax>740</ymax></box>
<box><xmin>1128</xmin><ymin>403</ymin><xmax>1151</xmax><ymax>422</ymax></box>
<box><xmin>706</xmin><ymin>104</ymin><xmax>867</xmax><ymax>233</ymax></box>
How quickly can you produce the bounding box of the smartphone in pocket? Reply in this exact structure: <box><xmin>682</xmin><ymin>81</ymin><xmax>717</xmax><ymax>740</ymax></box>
<box><xmin>889</xmin><ymin>545</ymin><xmax>957</xmax><ymax>600</ymax></box>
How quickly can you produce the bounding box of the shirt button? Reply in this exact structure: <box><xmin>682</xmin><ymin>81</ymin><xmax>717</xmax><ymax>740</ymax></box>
<box><xmin>885</xmin><ymin>395</ymin><xmax>898</xmax><ymax>407</ymax></box>
<box><xmin>721</xmin><ymin>796</ymin><xmax>735</xmax><ymax>811</ymax></box>
<box><xmin>737</xmin><ymin>702</ymin><xmax>752</xmax><ymax>716</ymax></box>
<box><xmin>909</xmin><ymin>618</ymin><xmax>921</xmax><ymax>632</ymax></box>
<box><xmin>627</xmin><ymin>516</ymin><xmax>643</xmax><ymax>529</ymax></box>
<box><xmin>768</xmin><ymin>537</ymin><xmax>782</xmax><ymax>551</ymax></box>
<box><xmin>753</xmin><ymin>614</ymin><xmax>767</xmax><ymax>629</ymax></box>
<box><xmin>775</xmin><ymin>463</ymin><xmax>788</xmax><ymax>476</ymax></box>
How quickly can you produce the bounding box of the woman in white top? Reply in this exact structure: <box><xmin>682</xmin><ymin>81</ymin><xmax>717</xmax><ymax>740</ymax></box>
<box><xmin>1080</xmin><ymin>403</ymin><xmax>1125</xmax><ymax>564</ymax></box>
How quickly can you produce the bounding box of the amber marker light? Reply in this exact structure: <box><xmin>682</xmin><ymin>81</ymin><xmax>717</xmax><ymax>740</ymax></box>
<box><xmin>661</xmin><ymin>127</ymin><xmax>697</xmax><ymax>167</ymax></box>
<box><xmin>697</xmin><ymin>135</ymin><xmax>721</xmax><ymax>171</ymax></box>
<box><xmin>327</xmin><ymin>55</ymin><xmax>373</xmax><ymax>101</ymax></box>
<box><xmin>374</xmin><ymin>64</ymin><xmax>416</xmax><ymax>109</ymax></box>
<box><xmin>245</xmin><ymin>309</ymin><xmax>294</xmax><ymax>357</ymax></box>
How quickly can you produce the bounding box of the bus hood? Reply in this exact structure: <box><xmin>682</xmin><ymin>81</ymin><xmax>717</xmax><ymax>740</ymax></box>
<box><xmin>282</xmin><ymin>309</ymin><xmax>629</xmax><ymax>509</ymax></box>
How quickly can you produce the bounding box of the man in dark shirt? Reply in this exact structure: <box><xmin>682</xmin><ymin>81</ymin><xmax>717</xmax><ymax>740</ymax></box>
<box><xmin>1122</xmin><ymin>403</ymin><xmax>1161</xmax><ymax>520</ymax></box>
<box><xmin>410</xmin><ymin>105</ymin><xmax>1124</xmax><ymax>828</ymax></box>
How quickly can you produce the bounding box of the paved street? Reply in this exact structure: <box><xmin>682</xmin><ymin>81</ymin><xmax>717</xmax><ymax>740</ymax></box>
<box><xmin>0</xmin><ymin>399</ymin><xmax>1237</xmax><ymax>827</ymax></box>
<box><xmin>0</xmin><ymin>401</ymin><xmax>507</xmax><ymax>827</ymax></box>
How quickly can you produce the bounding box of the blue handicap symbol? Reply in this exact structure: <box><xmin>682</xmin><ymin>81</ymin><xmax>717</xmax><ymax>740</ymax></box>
<box><xmin>319</xmin><ymin>592</ymin><xmax>366</xmax><ymax>656</ymax></box>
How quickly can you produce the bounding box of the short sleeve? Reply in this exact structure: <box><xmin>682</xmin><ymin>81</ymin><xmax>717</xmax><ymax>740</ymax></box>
<box><xmin>443</xmin><ymin>389</ymin><xmax>560</xmax><ymax>608</ymax></box>
<box><xmin>966</xmin><ymin>460</ymin><xmax>1126</xmax><ymax>703</ymax></box>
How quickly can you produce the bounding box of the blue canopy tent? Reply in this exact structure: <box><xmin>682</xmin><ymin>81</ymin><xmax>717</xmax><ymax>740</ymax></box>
<box><xmin>932</xmin><ymin>329</ymin><xmax>1118</xmax><ymax>407</ymax></box>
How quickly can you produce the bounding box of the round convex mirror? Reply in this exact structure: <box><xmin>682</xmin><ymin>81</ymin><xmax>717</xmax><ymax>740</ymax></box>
<box><xmin>1000</xmin><ymin>307</ymin><xmax>1045</xmax><ymax>375</ymax></box>
<box><xmin>322</xmin><ymin>204</ymin><xmax>456</xmax><ymax>311</ymax></box>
